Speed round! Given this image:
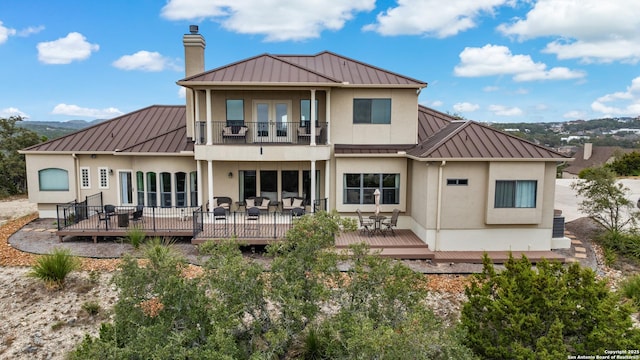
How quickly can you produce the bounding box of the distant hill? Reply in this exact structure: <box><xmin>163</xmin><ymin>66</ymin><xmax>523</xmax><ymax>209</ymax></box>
<box><xmin>16</xmin><ymin>119</ymin><xmax>105</xmax><ymax>141</ymax></box>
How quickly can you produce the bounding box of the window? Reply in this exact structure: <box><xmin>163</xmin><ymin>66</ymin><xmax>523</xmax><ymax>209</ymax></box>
<box><xmin>38</xmin><ymin>168</ymin><xmax>69</xmax><ymax>191</ymax></box>
<box><xmin>175</xmin><ymin>172</ymin><xmax>187</xmax><ymax>207</ymax></box>
<box><xmin>282</xmin><ymin>170</ymin><xmax>299</xmax><ymax>198</ymax></box>
<box><xmin>160</xmin><ymin>172</ymin><xmax>172</xmax><ymax>207</ymax></box>
<box><xmin>353</xmin><ymin>99</ymin><xmax>391</xmax><ymax>124</ymax></box>
<box><xmin>146</xmin><ymin>172</ymin><xmax>157</xmax><ymax>207</ymax></box>
<box><xmin>344</xmin><ymin>173</ymin><xmax>399</xmax><ymax>204</ymax></box>
<box><xmin>98</xmin><ymin>167</ymin><xmax>109</xmax><ymax>189</ymax></box>
<box><xmin>447</xmin><ymin>179</ymin><xmax>468</xmax><ymax>186</ymax></box>
<box><xmin>190</xmin><ymin>171</ymin><xmax>198</xmax><ymax>207</ymax></box>
<box><xmin>495</xmin><ymin>180</ymin><xmax>537</xmax><ymax>208</ymax></box>
<box><xmin>226</xmin><ymin>99</ymin><xmax>244</xmax><ymax>126</ymax></box>
<box><xmin>301</xmin><ymin>99</ymin><xmax>319</xmax><ymax>128</ymax></box>
<box><xmin>136</xmin><ymin>171</ymin><xmax>145</xmax><ymax>205</ymax></box>
<box><xmin>80</xmin><ymin>167</ymin><xmax>90</xmax><ymax>189</ymax></box>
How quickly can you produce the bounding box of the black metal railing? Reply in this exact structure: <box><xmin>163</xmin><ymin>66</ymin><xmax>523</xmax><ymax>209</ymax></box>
<box><xmin>193</xmin><ymin>209</ymin><xmax>302</xmax><ymax>240</ymax></box>
<box><xmin>56</xmin><ymin>192</ymin><xmax>104</xmax><ymax>230</ymax></box>
<box><xmin>195</xmin><ymin>121</ymin><xmax>327</xmax><ymax>145</ymax></box>
<box><xmin>57</xmin><ymin>205</ymin><xmax>200</xmax><ymax>233</ymax></box>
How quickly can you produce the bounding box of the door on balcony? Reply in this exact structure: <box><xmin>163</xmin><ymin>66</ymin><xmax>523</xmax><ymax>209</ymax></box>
<box><xmin>254</xmin><ymin>100</ymin><xmax>291</xmax><ymax>142</ymax></box>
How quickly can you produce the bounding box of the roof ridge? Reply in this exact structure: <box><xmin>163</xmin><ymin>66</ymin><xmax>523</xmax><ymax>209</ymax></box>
<box><xmin>117</xmin><ymin>124</ymin><xmax>186</xmax><ymax>152</ymax></box>
<box><xmin>269</xmin><ymin>53</ymin><xmax>343</xmax><ymax>83</ymax></box>
<box><xmin>471</xmin><ymin>121</ymin><xmax>568</xmax><ymax>158</ymax></box>
<box><xmin>417</xmin><ymin>121</ymin><xmax>470</xmax><ymax>157</ymax></box>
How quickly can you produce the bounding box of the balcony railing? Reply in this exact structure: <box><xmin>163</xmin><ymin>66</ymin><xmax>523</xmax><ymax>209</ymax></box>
<box><xmin>195</xmin><ymin>121</ymin><xmax>327</xmax><ymax>145</ymax></box>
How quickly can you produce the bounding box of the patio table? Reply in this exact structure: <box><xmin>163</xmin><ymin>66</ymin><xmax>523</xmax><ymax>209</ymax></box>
<box><xmin>369</xmin><ymin>215</ymin><xmax>387</xmax><ymax>236</ymax></box>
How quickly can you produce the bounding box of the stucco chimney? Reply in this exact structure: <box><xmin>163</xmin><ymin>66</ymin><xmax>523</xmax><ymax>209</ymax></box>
<box><xmin>183</xmin><ymin>25</ymin><xmax>205</xmax><ymax>77</ymax></box>
<box><xmin>583</xmin><ymin>143</ymin><xmax>593</xmax><ymax>160</ymax></box>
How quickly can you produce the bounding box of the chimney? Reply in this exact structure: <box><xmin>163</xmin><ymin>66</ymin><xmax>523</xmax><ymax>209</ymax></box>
<box><xmin>183</xmin><ymin>25</ymin><xmax>205</xmax><ymax>77</ymax></box>
<box><xmin>583</xmin><ymin>143</ymin><xmax>593</xmax><ymax>160</ymax></box>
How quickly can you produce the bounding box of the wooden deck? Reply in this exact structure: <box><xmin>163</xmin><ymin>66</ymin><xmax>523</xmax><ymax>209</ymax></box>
<box><xmin>58</xmin><ymin>213</ymin><xmax>565</xmax><ymax>264</ymax></box>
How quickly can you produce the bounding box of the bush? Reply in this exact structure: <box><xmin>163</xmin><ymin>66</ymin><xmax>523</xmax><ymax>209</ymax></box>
<box><xmin>461</xmin><ymin>254</ymin><xmax>640</xmax><ymax>358</ymax></box>
<box><xmin>597</xmin><ymin>230</ymin><xmax>640</xmax><ymax>261</ymax></box>
<box><xmin>125</xmin><ymin>226</ymin><xmax>146</xmax><ymax>249</ymax></box>
<box><xmin>620</xmin><ymin>273</ymin><xmax>640</xmax><ymax>309</ymax></box>
<box><xmin>81</xmin><ymin>301</ymin><xmax>101</xmax><ymax>316</ymax></box>
<box><xmin>28</xmin><ymin>248</ymin><xmax>81</xmax><ymax>286</ymax></box>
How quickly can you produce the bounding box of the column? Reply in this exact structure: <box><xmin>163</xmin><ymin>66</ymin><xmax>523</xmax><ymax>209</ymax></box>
<box><xmin>310</xmin><ymin>89</ymin><xmax>316</xmax><ymax>146</ymax></box>
<box><xmin>325</xmin><ymin>89</ymin><xmax>330</xmax><ymax>145</ymax></box>
<box><xmin>194</xmin><ymin>90</ymin><xmax>200</xmax><ymax>143</ymax></box>
<box><xmin>206</xmin><ymin>89</ymin><xmax>212</xmax><ymax>145</ymax></box>
<box><xmin>207</xmin><ymin>160</ymin><xmax>213</xmax><ymax>211</ymax></box>
<box><xmin>197</xmin><ymin>160</ymin><xmax>203</xmax><ymax>207</ymax></box>
<box><xmin>325</xmin><ymin>160</ymin><xmax>330</xmax><ymax>211</ymax></box>
<box><xmin>310</xmin><ymin>160</ymin><xmax>316</xmax><ymax>213</ymax></box>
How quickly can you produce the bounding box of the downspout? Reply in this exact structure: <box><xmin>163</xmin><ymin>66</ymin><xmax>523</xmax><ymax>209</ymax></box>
<box><xmin>435</xmin><ymin>160</ymin><xmax>446</xmax><ymax>251</ymax></box>
<box><xmin>72</xmin><ymin>153</ymin><xmax>79</xmax><ymax>201</ymax></box>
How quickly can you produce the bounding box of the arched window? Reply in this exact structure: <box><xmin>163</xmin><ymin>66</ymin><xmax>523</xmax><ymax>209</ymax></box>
<box><xmin>146</xmin><ymin>172</ymin><xmax>157</xmax><ymax>207</ymax></box>
<box><xmin>38</xmin><ymin>168</ymin><xmax>69</xmax><ymax>191</ymax></box>
<box><xmin>160</xmin><ymin>172</ymin><xmax>172</xmax><ymax>207</ymax></box>
<box><xmin>175</xmin><ymin>172</ymin><xmax>186</xmax><ymax>207</ymax></box>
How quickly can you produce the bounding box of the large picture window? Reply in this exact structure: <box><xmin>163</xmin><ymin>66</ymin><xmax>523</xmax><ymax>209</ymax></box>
<box><xmin>344</xmin><ymin>173</ymin><xmax>399</xmax><ymax>204</ymax></box>
<box><xmin>353</xmin><ymin>99</ymin><xmax>391</xmax><ymax>124</ymax></box>
<box><xmin>175</xmin><ymin>172</ymin><xmax>186</xmax><ymax>207</ymax></box>
<box><xmin>226</xmin><ymin>99</ymin><xmax>244</xmax><ymax>126</ymax></box>
<box><xmin>495</xmin><ymin>180</ymin><xmax>537</xmax><ymax>208</ymax></box>
<box><xmin>38</xmin><ymin>168</ymin><xmax>69</xmax><ymax>191</ymax></box>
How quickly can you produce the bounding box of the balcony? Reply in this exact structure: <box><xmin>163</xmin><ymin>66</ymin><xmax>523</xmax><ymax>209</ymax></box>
<box><xmin>195</xmin><ymin>121</ymin><xmax>327</xmax><ymax>145</ymax></box>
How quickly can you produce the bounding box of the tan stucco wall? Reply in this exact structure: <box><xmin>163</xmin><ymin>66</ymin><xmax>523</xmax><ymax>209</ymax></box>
<box><xmin>330</xmin><ymin>88</ymin><xmax>418</xmax><ymax>145</ymax></box>
<box><xmin>334</xmin><ymin>157</ymin><xmax>407</xmax><ymax>213</ymax></box>
<box><xmin>26</xmin><ymin>154</ymin><xmax>77</xmax><ymax>206</ymax></box>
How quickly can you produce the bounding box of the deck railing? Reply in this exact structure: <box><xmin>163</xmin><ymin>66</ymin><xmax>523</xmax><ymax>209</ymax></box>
<box><xmin>195</xmin><ymin>121</ymin><xmax>327</xmax><ymax>145</ymax></box>
<box><xmin>193</xmin><ymin>209</ymin><xmax>301</xmax><ymax>240</ymax></box>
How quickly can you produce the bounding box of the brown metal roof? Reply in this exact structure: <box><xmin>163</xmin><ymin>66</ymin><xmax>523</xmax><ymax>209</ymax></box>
<box><xmin>408</xmin><ymin>120</ymin><xmax>568</xmax><ymax>160</ymax></box>
<box><xmin>334</xmin><ymin>144</ymin><xmax>415</xmax><ymax>155</ymax></box>
<box><xmin>23</xmin><ymin>105</ymin><xmax>191</xmax><ymax>154</ymax></box>
<box><xmin>417</xmin><ymin>105</ymin><xmax>455</xmax><ymax>142</ymax></box>
<box><xmin>179</xmin><ymin>51</ymin><xmax>426</xmax><ymax>87</ymax></box>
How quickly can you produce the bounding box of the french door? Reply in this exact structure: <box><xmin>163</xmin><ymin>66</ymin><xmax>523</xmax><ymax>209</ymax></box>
<box><xmin>254</xmin><ymin>100</ymin><xmax>291</xmax><ymax>142</ymax></box>
<box><xmin>119</xmin><ymin>171</ymin><xmax>133</xmax><ymax>206</ymax></box>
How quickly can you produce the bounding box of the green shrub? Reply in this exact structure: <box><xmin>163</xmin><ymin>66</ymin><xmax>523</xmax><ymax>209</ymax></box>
<box><xmin>597</xmin><ymin>230</ymin><xmax>640</xmax><ymax>261</ymax></box>
<box><xmin>28</xmin><ymin>248</ymin><xmax>81</xmax><ymax>286</ymax></box>
<box><xmin>126</xmin><ymin>226</ymin><xmax>146</xmax><ymax>249</ymax></box>
<box><xmin>81</xmin><ymin>301</ymin><xmax>101</xmax><ymax>316</ymax></box>
<box><xmin>620</xmin><ymin>274</ymin><xmax>640</xmax><ymax>309</ymax></box>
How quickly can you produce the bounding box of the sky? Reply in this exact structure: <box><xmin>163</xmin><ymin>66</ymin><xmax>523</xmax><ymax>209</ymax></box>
<box><xmin>1</xmin><ymin>0</ymin><xmax>640</xmax><ymax>124</ymax></box>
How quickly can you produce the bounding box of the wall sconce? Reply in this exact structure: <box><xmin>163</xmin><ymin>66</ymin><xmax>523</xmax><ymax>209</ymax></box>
<box><xmin>228</xmin><ymin>172</ymin><xmax>233</xmax><ymax>178</ymax></box>
<box><xmin>109</xmin><ymin>169</ymin><xmax>113</xmax><ymax>175</ymax></box>
<box><xmin>90</xmin><ymin>154</ymin><xmax>97</xmax><ymax>159</ymax></box>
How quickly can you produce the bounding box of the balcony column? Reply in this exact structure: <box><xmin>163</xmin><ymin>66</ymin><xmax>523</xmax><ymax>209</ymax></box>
<box><xmin>194</xmin><ymin>90</ymin><xmax>200</xmax><ymax>143</ymax></box>
<box><xmin>310</xmin><ymin>160</ymin><xmax>316</xmax><ymax>213</ymax></box>
<box><xmin>325</xmin><ymin>89</ymin><xmax>330</xmax><ymax>145</ymax></box>
<box><xmin>310</xmin><ymin>89</ymin><xmax>316</xmax><ymax>146</ymax></box>
<box><xmin>206</xmin><ymin>89</ymin><xmax>212</xmax><ymax>145</ymax></box>
<box><xmin>207</xmin><ymin>160</ymin><xmax>213</xmax><ymax>211</ymax></box>
<box><xmin>325</xmin><ymin>160</ymin><xmax>330</xmax><ymax>210</ymax></box>
<box><xmin>197</xmin><ymin>160</ymin><xmax>203</xmax><ymax>207</ymax></box>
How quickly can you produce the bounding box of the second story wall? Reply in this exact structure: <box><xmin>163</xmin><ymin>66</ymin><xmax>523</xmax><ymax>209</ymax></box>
<box><xmin>331</xmin><ymin>88</ymin><xmax>418</xmax><ymax>145</ymax></box>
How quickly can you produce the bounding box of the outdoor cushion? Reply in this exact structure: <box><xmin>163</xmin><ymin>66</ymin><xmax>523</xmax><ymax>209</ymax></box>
<box><xmin>212</xmin><ymin>198</ymin><xmax>218</xmax><ymax>207</ymax></box>
<box><xmin>282</xmin><ymin>198</ymin><xmax>292</xmax><ymax>208</ymax></box>
<box><xmin>246</xmin><ymin>199</ymin><xmax>255</xmax><ymax>208</ymax></box>
<box><xmin>292</xmin><ymin>198</ymin><xmax>303</xmax><ymax>208</ymax></box>
<box><xmin>261</xmin><ymin>198</ymin><xmax>270</xmax><ymax>207</ymax></box>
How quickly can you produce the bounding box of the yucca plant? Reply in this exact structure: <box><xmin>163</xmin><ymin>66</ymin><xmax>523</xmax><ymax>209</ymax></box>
<box><xmin>28</xmin><ymin>248</ymin><xmax>81</xmax><ymax>287</ymax></box>
<box><xmin>126</xmin><ymin>226</ymin><xmax>147</xmax><ymax>249</ymax></box>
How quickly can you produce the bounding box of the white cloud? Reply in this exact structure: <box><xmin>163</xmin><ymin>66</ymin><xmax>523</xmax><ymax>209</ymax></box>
<box><xmin>483</xmin><ymin>86</ymin><xmax>499</xmax><ymax>92</ymax></box>
<box><xmin>591</xmin><ymin>77</ymin><xmax>640</xmax><ymax>116</ymax></box>
<box><xmin>363</xmin><ymin>0</ymin><xmax>511</xmax><ymax>37</ymax></box>
<box><xmin>514</xmin><ymin>88</ymin><xmax>529</xmax><ymax>95</ymax></box>
<box><xmin>178</xmin><ymin>87</ymin><xmax>186</xmax><ymax>99</ymax></box>
<box><xmin>498</xmin><ymin>0</ymin><xmax>640</xmax><ymax>63</ymax></box>
<box><xmin>51</xmin><ymin>104</ymin><xmax>123</xmax><ymax>118</ymax></box>
<box><xmin>454</xmin><ymin>44</ymin><xmax>585</xmax><ymax>82</ymax></box>
<box><xmin>0</xmin><ymin>21</ymin><xmax>17</xmax><ymax>44</ymax></box>
<box><xmin>0</xmin><ymin>107</ymin><xmax>28</xmax><ymax>118</ymax></box>
<box><xmin>453</xmin><ymin>102</ymin><xmax>480</xmax><ymax>112</ymax></box>
<box><xmin>489</xmin><ymin>104</ymin><xmax>523</xmax><ymax>116</ymax></box>
<box><xmin>563</xmin><ymin>110</ymin><xmax>587</xmax><ymax>120</ymax></box>
<box><xmin>37</xmin><ymin>32</ymin><xmax>99</xmax><ymax>64</ymax></box>
<box><xmin>161</xmin><ymin>0</ymin><xmax>374</xmax><ymax>42</ymax></box>
<box><xmin>17</xmin><ymin>25</ymin><xmax>44</xmax><ymax>37</ymax></box>
<box><xmin>113</xmin><ymin>51</ymin><xmax>180</xmax><ymax>72</ymax></box>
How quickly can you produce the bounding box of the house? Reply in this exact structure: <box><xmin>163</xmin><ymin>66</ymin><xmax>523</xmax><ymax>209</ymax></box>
<box><xmin>562</xmin><ymin>143</ymin><xmax>633</xmax><ymax>179</ymax></box>
<box><xmin>21</xmin><ymin>26</ymin><xmax>571</xmax><ymax>251</ymax></box>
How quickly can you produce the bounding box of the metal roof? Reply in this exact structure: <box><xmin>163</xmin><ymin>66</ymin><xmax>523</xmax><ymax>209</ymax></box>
<box><xmin>23</xmin><ymin>105</ymin><xmax>191</xmax><ymax>154</ymax></box>
<box><xmin>179</xmin><ymin>51</ymin><xmax>426</xmax><ymax>87</ymax></box>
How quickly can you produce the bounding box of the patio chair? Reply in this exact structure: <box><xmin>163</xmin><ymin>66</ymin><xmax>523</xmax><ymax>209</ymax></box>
<box><xmin>382</xmin><ymin>208</ymin><xmax>399</xmax><ymax>235</ymax></box>
<box><xmin>97</xmin><ymin>204</ymin><xmax>116</xmax><ymax>228</ymax></box>
<box><xmin>130</xmin><ymin>205</ymin><xmax>144</xmax><ymax>223</ymax></box>
<box><xmin>356</xmin><ymin>209</ymin><xmax>374</xmax><ymax>235</ymax></box>
<box><xmin>213</xmin><ymin>206</ymin><xmax>227</xmax><ymax>221</ymax></box>
<box><xmin>246</xmin><ymin>206</ymin><xmax>260</xmax><ymax>235</ymax></box>
<box><xmin>291</xmin><ymin>207</ymin><xmax>305</xmax><ymax>218</ymax></box>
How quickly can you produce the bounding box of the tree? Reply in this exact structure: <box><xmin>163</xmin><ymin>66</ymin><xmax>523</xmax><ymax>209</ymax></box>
<box><xmin>607</xmin><ymin>151</ymin><xmax>640</xmax><ymax>176</ymax></box>
<box><xmin>0</xmin><ymin>116</ymin><xmax>42</xmax><ymax>197</ymax></box>
<box><xmin>461</xmin><ymin>254</ymin><xmax>640</xmax><ymax>359</ymax></box>
<box><xmin>571</xmin><ymin>166</ymin><xmax>638</xmax><ymax>233</ymax></box>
